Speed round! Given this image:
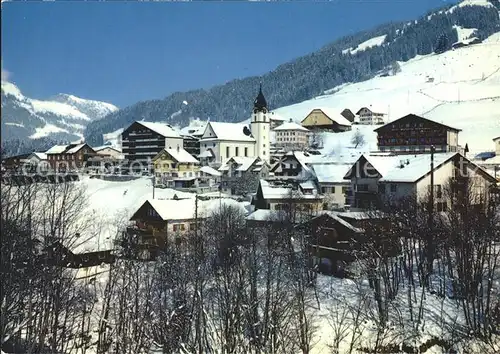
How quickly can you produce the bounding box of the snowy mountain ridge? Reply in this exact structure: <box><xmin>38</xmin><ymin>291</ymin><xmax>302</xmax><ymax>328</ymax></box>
<box><xmin>1</xmin><ymin>81</ymin><xmax>118</xmax><ymax>142</ymax></box>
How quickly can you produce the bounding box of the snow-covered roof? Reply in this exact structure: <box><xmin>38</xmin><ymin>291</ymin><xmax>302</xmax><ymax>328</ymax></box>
<box><xmin>137</xmin><ymin>121</ymin><xmax>182</xmax><ymax>139</ymax></box>
<box><xmin>300</xmin><ymin>180</ymin><xmax>316</xmax><ymax>190</ymax></box>
<box><xmin>259</xmin><ymin>179</ymin><xmax>322</xmax><ymax>200</ymax></box>
<box><xmin>94</xmin><ymin>146</ymin><xmax>120</xmax><ymax>153</ymax></box>
<box><xmin>180</xmin><ymin>122</ymin><xmax>207</xmax><ymax>137</ymax></box>
<box><xmin>312</xmin><ymin>211</ymin><xmax>364</xmax><ymax>233</ymax></box>
<box><xmin>138</xmin><ymin>197</ymin><xmax>246</xmax><ymax>221</ymax></box>
<box><xmin>373</xmin><ymin>114</ymin><xmax>461</xmax><ymax>133</ymax></box>
<box><xmin>45</xmin><ymin>145</ymin><xmax>70</xmax><ymax>154</ymax></box>
<box><xmin>481</xmin><ymin>155</ymin><xmax>500</xmax><ymax>166</ymax></box>
<box><xmin>246</xmin><ymin>209</ymin><xmax>289</xmax><ymax>221</ymax></box>
<box><xmin>198</xmin><ymin>150</ymin><xmax>214</xmax><ymax>158</ymax></box>
<box><xmin>46</xmin><ymin>144</ymin><xmax>88</xmax><ymax>155</ymax></box>
<box><xmin>274</xmin><ymin>121</ymin><xmax>309</xmax><ymax>132</ymax></box>
<box><xmin>30</xmin><ymin>152</ymin><xmax>47</xmax><ymax>160</ymax></box>
<box><xmin>203</xmin><ymin>122</ymin><xmax>255</xmax><ymax>142</ymax></box>
<box><xmin>309</xmin><ymin>107</ymin><xmax>352</xmax><ymax>127</ymax></box>
<box><xmin>311</xmin><ymin>163</ymin><xmax>352</xmax><ymax>184</ymax></box>
<box><xmin>200</xmin><ymin>166</ymin><xmax>222</xmax><ymax>176</ymax></box>
<box><xmin>155</xmin><ymin>147</ymin><xmax>199</xmax><ymax>164</ymax></box>
<box><xmin>220</xmin><ymin>156</ymin><xmax>260</xmax><ymax>172</ymax></box>
<box><xmin>354</xmin><ymin>153</ymin><xmax>457</xmax><ymax>183</ymax></box>
<box><xmin>356</xmin><ymin>105</ymin><xmax>387</xmax><ymax>115</ymax></box>
<box><xmin>269</xmin><ymin>112</ymin><xmax>287</xmax><ymax>121</ymax></box>
<box><xmin>336</xmin><ymin>211</ymin><xmax>387</xmax><ymax>221</ymax></box>
<box><xmin>493</xmin><ymin>136</ymin><xmax>500</xmax><ymax>141</ymax></box>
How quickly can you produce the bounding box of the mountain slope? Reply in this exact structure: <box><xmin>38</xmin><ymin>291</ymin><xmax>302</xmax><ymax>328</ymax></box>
<box><xmin>271</xmin><ymin>32</ymin><xmax>500</xmax><ymax>155</ymax></box>
<box><xmin>1</xmin><ymin>81</ymin><xmax>118</xmax><ymax>142</ymax></box>
<box><xmin>85</xmin><ymin>0</ymin><xmax>500</xmax><ymax>145</ymax></box>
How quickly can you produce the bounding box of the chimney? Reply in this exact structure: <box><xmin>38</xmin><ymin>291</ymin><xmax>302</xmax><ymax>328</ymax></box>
<box><xmin>289</xmin><ymin>118</ymin><xmax>293</xmax><ymax>123</ymax></box>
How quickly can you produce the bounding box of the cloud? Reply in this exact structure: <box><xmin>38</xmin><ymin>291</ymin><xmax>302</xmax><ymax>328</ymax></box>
<box><xmin>1</xmin><ymin>60</ymin><xmax>11</xmax><ymax>81</ymax></box>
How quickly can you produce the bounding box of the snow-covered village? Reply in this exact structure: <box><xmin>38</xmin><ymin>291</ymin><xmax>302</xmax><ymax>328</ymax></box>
<box><xmin>2</xmin><ymin>0</ymin><xmax>500</xmax><ymax>353</ymax></box>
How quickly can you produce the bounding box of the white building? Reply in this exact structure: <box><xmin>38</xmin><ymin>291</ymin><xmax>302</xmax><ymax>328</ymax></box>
<box><xmin>198</xmin><ymin>85</ymin><xmax>271</xmax><ymax>166</ymax></box>
<box><xmin>310</xmin><ymin>163</ymin><xmax>352</xmax><ymax>209</ymax></box>
<box><xmin>344</xmin><ymin>152</ymin><xmax>497</xmax><ymax>210</ymax></box>
<box><xmin>274</xmin><ymin>119</ymin><xmax>310</xmax><ymax>151</ymax></box>
<box><xmin>250</xmin><ymin>85</ymin><xmax>271</xmax><ymax>164</ymax></box>
<box><xmin>355</xmin><ymin>106</ymin><xmax>386</xmax><ymax>125</ymax></box>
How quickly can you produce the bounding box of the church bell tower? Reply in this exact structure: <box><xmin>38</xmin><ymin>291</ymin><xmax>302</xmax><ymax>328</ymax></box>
<box><xmin>250</xmin><ymin>84</ymin><xmax>271</xmax><ymax>163</ymax></box>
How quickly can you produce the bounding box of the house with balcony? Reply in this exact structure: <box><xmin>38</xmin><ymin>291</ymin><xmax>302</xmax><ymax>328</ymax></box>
<box><xmin>344</xmin><ymin>152</ymin><xmax>497</xmax><ymax>210</ymax></box>
<box><xmin>374</xmin><ymin>114</ymin><xmax>461</xmax><ymax>154</ymax></box>
<box><xmin>46</xmin><ymin>143</ymin><xmax>96</xmax><ymax>171</ymax></box>
<box><xmin>126</xmin><ymin>197</ymin><xmax>246</xmax><ymax>257</ymax></box>
<box><xmin>218</xmin><ymin>156</ymin><xmax>270</xmax><ymax>195</ymax></box>
<box><xmin>301</xmin><ymin>108</ymin><xmax>352</xmax><ymax>132</ymax></box>
<box><xmin>252</xmin><ymin>179</ymin><xmax>324</xmax><ymax>214</ymax></box>
<box><xmin>355</xmin><ymin>106</ymin><xmax>386</xmax><ymax>125</ymax></box>
<box><xmin>121</xmin><ymin>121</ymin><xmax>184</xmax><ymax>174</ymax></box>
<box><xmin>152</xmin><ymin>147</ymin><xmax>200</xmax><ymax>189</ymax></box>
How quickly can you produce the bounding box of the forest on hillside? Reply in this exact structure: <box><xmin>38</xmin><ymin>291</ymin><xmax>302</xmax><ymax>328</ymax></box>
<box><xmin>83</xmin><ymin>3</ymin><xmax>500</xmax><ymax>146</ymax></box>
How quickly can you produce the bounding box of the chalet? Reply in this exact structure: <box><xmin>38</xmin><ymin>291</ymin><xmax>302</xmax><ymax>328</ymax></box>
<box><xmin>253</xmin><ymin>179</ymin><xmax>324</xmax><ymax>213</ymax></box>
<box><xmin>274</xmin><ymin>119</ymin><xmax>311</xmax><ymax>151</ymax></box>
<box><xmin>121</xmin><ymin>121</ymin><xmax>184</xmax><ymax>173</ymax></box>
<box><xmin>127</xmin><ymin>197</ymin><xmax>246</xmax><ymax>249</ymax></box>
<box><xmin>356</xmin><ymin>106</ymin><xmax>386</xmax><ymax>125</ymax></box>
<box><xmin>344</xmin><ymin>152</ymin><xmax>497</xmax><ymax>210</ymax></box>
<box><xmin>198</xmin><ymin>122</ymin><xmax>257</xmax><ymax>166</ymax></box>
<box><xmin>270</xmin><ymin>151</ymin><xmax>312</xmax><ymax>181</ymax></box>
<box><xmin>152</xmin><ymin>147</ymin><xmax>200</xmax><ymax>189</ymax></box>
<box><xmin>301</xmin><ymin>108</ymin><xmax>352</xmax><ymax>132</ymax></box>
<box><xmin>374</xmin><ymin>114</ymin><xmax>461</xmax><ymax>154</ymax></box>
<box><xmin>304</xmin><ymin>212</ymin><xmax>364</xmax><ymax>275</ymax></box>
<box><xmin>94</xmin><ymin>146</ymin><xmax>123</xmax><ymax>159</ymax></box>
<box><xmin>310</xmin><ymin>163</ymin><xmax>352</xmax><ymax>209</ymax></box>
<box><xmin>46</xmin><ymin>143</ymin><xmax>96</xmax><ymax>171</ymax></box>
<box><xmin>219</xmin><ymin>156</ymin><xmax>270</xmax><ymax>195</ymax></box>
<box><xmin>22</xmin><ymin>152</ymin><xmax>49</xmax><ymax>173</ymax></box>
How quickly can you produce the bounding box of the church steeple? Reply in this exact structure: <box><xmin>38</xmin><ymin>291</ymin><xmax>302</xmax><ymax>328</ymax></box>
<box><xmin>253</xmin><ymin>83</ymin><xmax>267</xmax><ymax>113</ymax></box>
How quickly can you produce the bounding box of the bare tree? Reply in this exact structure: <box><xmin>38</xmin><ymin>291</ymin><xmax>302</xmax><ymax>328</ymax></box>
<box><xmin>351</xmin><ymin>130</ymin><xmax>366</xmax><ymax>149</ymax></box>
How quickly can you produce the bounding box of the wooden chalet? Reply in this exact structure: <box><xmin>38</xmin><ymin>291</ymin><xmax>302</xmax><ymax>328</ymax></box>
<box><xmin>374</xmin><ymin>114</ymin><xmax>461</xmax><ymax>154</ymax></box>
<box><xmin>301</xmin><ymin>108</ymin><xmax>352</xmax><ymax>132</ymax></box>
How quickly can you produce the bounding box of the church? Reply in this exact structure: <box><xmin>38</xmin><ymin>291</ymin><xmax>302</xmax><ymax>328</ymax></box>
<box><xmin>198</xmin><ymin>85</ymin><xmax>271</xmax><ymax>167</ymax></box>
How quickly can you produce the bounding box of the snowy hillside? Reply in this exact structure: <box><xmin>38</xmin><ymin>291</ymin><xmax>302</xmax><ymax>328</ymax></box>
<box><xmin>1</xmin><ymin>81</ymin><xmax>118</xmax><ymax>142</ymax></box>
<box><xmin>269</xmin><ymin>32</ymin><xmax>500</xmax><ymax>155</ymax></box>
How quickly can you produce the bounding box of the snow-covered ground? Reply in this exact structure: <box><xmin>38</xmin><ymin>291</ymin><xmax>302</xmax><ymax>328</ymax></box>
<box><xmin>269</xmin><ymin>32</ymin><xmax>500</xmax><ymax>155</ymax></box>
<box><xmin>343</xmin><ymin>35</ymin><xmax>387</xmax><ymax>55</ymax></box>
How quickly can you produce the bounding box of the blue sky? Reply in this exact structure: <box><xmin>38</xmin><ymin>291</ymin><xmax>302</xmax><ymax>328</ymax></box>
<box><xmin>2</xmin><ymin>1</ymin><xmax>456</xmax><ymax>107</ymax></box>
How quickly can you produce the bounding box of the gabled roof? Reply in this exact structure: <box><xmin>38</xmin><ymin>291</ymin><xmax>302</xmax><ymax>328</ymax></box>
<box><xmin>220</xmin><ymin>156</ymin><xmax>260</xmax><ymax>172</ymax></box>
<box><xmin>94</xmin><ymin>146</ymin><xmax>121</xmax><ymax>153</ymax></box>
<box><xmin>258</xmin><ymin>179</ymin><xmax>322</xmax><ymax>200</ymax></box>
<box><xmin>311</xmin><ymin>163</ymin><xmax>352</xmax><ymax>184</ymax></box>
<box><xmin>153</xmin><ymin>147</ymin><xmax>199</xmax><ymax>164</ymax></box>
<box><xmin>46</xmin><ymin>143</ymin><xmax>91</xmax><ymax>155</ymax></box>
<box><xmin>493</xmin><ymin>136</ymin><xmax>500</xmax><ymax>141</ymax></box>
<box><xmin>202</xmin><ymin>122</ymin><xmax>256</xmax><ymax>142</ymax></box>
<box><xmin>180</xmin><ymin>122</ymin><xmax>207</xmax><ymax>137</ymax></box>
<box><xmin>356</xmin><ymin>105</ymin><xmax>386</xmax><ymax>115</ymax></box>
<box><xmin>132</xmin><ymin>198</ymin><xmax>246</xmax><ymax>221</ymax></box>
<box><xmin>303</xmin><ymin>107</ymin><xmax>352</xmax><ymax>127</ymax></box>
<box><xmin>373</xmin><ymin>114</ymin><xmax>461</xmax><ymax>132</ymax></box>
<box><xmin>274</xmin><ymin>121</ymin><xmax>309</xmax><ymax>132</ymax></box>
<box><xmin>29</xmin><ymin>152</ymin><xmax>47</xmax><ymax>160</ymax></box>
<box><xmin>200</xmin><ymin>165</ymin><xmax>221</xmax><ymax>177</ymax></box>
<box><xmin>310</xmin><ymin>211</ymin><xmax>364</xmax><ymax>233</ymax></box>
<box><xmin>136</xmin><ymin>121</ymin><xmax>182</xmax><ymax>139</ymax></box>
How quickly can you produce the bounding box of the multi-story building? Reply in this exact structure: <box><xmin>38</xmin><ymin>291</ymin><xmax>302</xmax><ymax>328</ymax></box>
<box><xmin>46</xmin><ymin>143</ymin><xmax>96</xmax><ymax>171</ymax></box>
<box><xmin>274</xmin><ymin>119</ymin><xmax>310</xmax><ymax>151</ymax></box>
<box><xmin>121</xmin><ymin>121</ymin><xmax>184</xmax><ymax>173</ymax></box>
<box><xmin>310</xmin><ymin>163</ymin><xmax>352</xmax><ymax>209</ymax></box>
<box><xmin>344</xmin><ymin>152</ymin><xmax>496</xmax><ymax>210</ymax></box>
<box><xmin>152</xmin><ymin>147</ymin><xmax>200</xmax><ymax>189</ymax></box>
<box><xmin>301</xmin><ymin>108</ymin><xmax>352</xmax><ymax>132</ymax></box>
<box><xmin>180</xmin><ymin>120</ymin><xmax>207</xmax><ymax>157</ymax></box>
<box><xmin>374</xmin><ymin>114</ymin><xmax>461</xmax><ymax>154</ymax></box>
<box><xmin>355</xmin><ymin>106</ymin><xmax>386</xmax><ymax>125</ymax></box>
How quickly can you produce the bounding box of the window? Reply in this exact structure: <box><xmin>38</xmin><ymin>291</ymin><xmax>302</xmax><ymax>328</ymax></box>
<box><xmin>378</xmin><ymin>184</ymin><xmax>385</xmax><ymax>194</ymax></box>
<box><xmin>321</xmin><ymin>187</ymin><xmax>327</xmax><ymax>194</ymax></box>
<box><xmin>390</xmin><ymin>184</ymin><xmax>397</xmax><ymax>193</ymax></box>
<box><xmin>235</xmin><ymin>147</ymin><xmax>239</xmax><ymax>156</ymax></box>
<box><xmin>435</xmin><ymin>185</ymin><xmax>442</xmax><ymax>198</ymax></box>
<box><xmin>189</xmin><ymin>223</ymin><xmax>196</xmax><ymax>231</ymax></box>
<box><xmin>342</xmin><ymin>186</ymin><xmax>350</xmax><ymax>194</ymax></box>
<box><xmin>357</xmin><ymin>184</ymin><xmax>369</xmax><ymax>192</ymax></box>
<box><xmin>226</xmin><ymin>146</ymin><xmax>230</xmax><ymax>158</ymax></box>
<box><xmin>437</xmin><ymin>202</ymin><xmax>447</xmax><ymax>212</ymax></box>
